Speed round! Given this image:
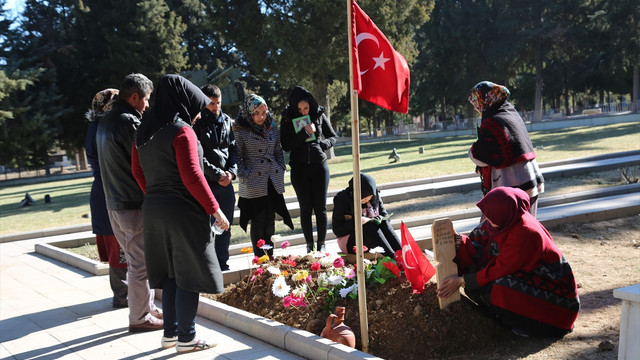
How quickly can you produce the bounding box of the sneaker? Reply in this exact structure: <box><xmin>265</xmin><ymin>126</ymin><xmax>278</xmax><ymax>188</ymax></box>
<box><xmin>176</xmin><ymin>339</ymin><xmax>216</xmax><ymax>353</ymax></box>
<box><xmin>161</xmin><ymin>336</ymin><xmax>178</xmax><ymax>349</ymax></box>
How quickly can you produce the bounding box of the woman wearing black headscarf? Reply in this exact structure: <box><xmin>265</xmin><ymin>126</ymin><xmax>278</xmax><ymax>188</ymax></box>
<box><xmin>332</xmin><ymin>173</ymin><xmax>401</xmax><ymax>258</ymax></box>
<box><xmin>132</xmin><ymin>74</ymin><xmax>229</xmax><ymax>354</ymax></box>
<box><xmin>280</xmin><ymin>86</ymin><xmax>338</xmax><ymax>253</ymax></box>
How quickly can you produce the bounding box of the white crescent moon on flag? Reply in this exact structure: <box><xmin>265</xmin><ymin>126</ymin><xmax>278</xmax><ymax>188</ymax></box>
<box><xmin>356</xmin><ymin>32</ymin><xmax>379</xmax><ymax>75</ymax></box>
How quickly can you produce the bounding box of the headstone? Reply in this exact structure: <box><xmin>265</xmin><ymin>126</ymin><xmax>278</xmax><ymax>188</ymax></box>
<box><xmin>431</xmin><ymin>218</ymin><xmax>460</xmax><ymax>309</ymax></box>
<box><xmin>419</xmin><ymin>147</ymin><xmax>424</xmax><ymax>154</ymax></box>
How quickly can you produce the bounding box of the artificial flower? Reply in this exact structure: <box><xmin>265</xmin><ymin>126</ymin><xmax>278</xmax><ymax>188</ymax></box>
<box><xmin>382</xmin><ymin>261</ymin><xmax>401</xmax><ymax>277</ymax></box>
<box><xmin>311</xmin><ymin>262</ymin><xmax>321</xmax><ymax>271</ymax></box>
<box><xmin>266</xmin><ymin>266</ymin><xmax>281</xmax><ymax>275</ymax></box>
<box><xmin>250</xmin><ymin>267</ymin><xmax>264</xmax><ymax>282</ymax></box>
<box><xmin>252</xmin><ymin>256</ymin><xmax>260</xmax><ymax>265</ymax></box>
<box><xmin>317</xmin><ymin>272</ymin><xmax>329</xmax><ymax>287</ymax></box>
<box><xmin>327</xmin><ymin>274</ymin><xmax>344</xmax><ymax>286</ymax></box>
<box><xmin>260</xmin><ymin>244</ymin><xmax>273</xmax><ymax>250</ymax></box>
<box><xmin>272</xmin><ymin>276</ymin><xmax>291</xmax><ymax>297</ymax></box>
<box><xmin>344</xmin><ymin>267</ymin><xmax>356</xmax><ymax>280</ymax></box>
<box><xmin>333</xmin><ymin>257</ymin><xmax>345</xmax><ymax>269</ymax></box>
<box><xmin>304</xmin><ymin>275</ymin><xmax>313</xmax><ymax>283</ymax></box>
<box><xmin>291</xmin><ymin>284</ymin><xmax>308</xmax><ymax>297</ymax></box>
<box><xmin>353</xmin><ymin>245</ymin><xmax>368</xmax><ymax>253</ymax></box>
<box><xmin>294</xmin><ymin>270</ymin><xmax>309</xmax><ymax>282</ymax></box>
<box><xmin>369</xmin><ymin>246</ymin><xmax>385</xmax><ymax>254</ymax></box>
<box><xmin>340</xmin><ymin>283</ymin><xmax>357</xmax><ymax>298</ymax></box>
<box><xmin>280</xmin><ymin>241</ymin><xmax>290</xmax><ymax>249</ymax></box>
<box><xmin>283</xmin><ymin>294</ymin><xmax>306</xmax><ymax>307</ymax></box>
<box><xmin>258</xmin><ymin>255</ymin><xmax>270</xmax><ymax>264</ymax></box>
<box><xmin>282</xmin><ymin>259</ymin><xmax>297</xmax><ymax>267</ymax></box>
<box><xmin>241</xmin><ymin>247</ymin><xmax>253</xmax><ymax>254</ymax></box>
<box><xmin>257</xmin><ymin>239</ymin><xmax>266</xmax><ymax>248</ymax></box>
<box><xmin>281</xmin><ymin>270</ymin><xmax>289</xmax><ymax>277</ymax></box>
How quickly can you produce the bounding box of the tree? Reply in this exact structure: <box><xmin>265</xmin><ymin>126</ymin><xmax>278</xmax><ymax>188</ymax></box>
<box><xmin>0</xmin><ymin>0</ymin><xmax>69</xmax><ymax>172</ymax></box>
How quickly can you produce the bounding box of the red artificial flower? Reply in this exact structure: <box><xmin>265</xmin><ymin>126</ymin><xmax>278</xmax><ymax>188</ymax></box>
<box><xmin>353</xmin><ymin>245</ymin><xmax>368</xmax><ymax>253</ymax></box>
<box><xmin>333</xmin><ymin>257</ymin><xmax>345</xmax><ymax>269</ymax></box>
<box><xmin>250</xmin><ymin>267</ymin><xmax>264</xmax><ymax>282</ymax></box>
<box><xmin>257</xmin><ymin>239</ymin><xmax>266</xmax><ymax>248</ymax></box>
<box><xmin>282</xmin><ymin>259</ymin><xmax>297</xmax><ymax>267</ymax></box>
<box><xmin>311</xmin><ymin>262</ymin><xmax>321</xmax><ymax>271</ymax></box>
<box><xmin>382</xmin><ymin>261</ymin><xmax>401</xmax><ymax>277</ymax></box>
<box><xmin>252</xmin><ymin>256</ymin><xmax>260</xmax><ymax>265</ymax></box>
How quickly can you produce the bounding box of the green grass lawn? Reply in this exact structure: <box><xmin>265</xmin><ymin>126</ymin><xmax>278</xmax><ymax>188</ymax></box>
<box><xmin>1</xmin><ymin>121</ymin><xmax>638</xmax><ymax>237</ymax></box>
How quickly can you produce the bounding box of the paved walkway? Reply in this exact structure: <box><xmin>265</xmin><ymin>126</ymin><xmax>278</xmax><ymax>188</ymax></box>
<box><xmin>0</xmin><ymin>238</ymin><xmax>311</xmax><ymax>360</ymax></box>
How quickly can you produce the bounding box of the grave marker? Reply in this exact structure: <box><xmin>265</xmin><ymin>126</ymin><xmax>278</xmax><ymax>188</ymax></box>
<box><xmin>432</xmin><ymin>218</ymin><xmax>460</xmax><ymax>309</ymax></box>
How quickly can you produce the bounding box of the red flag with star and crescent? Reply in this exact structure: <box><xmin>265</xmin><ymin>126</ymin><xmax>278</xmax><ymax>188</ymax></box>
<box><xmin>401</xmin><ymin>221</ymin><xmax>436</xmax><ymax>294</ymax></box>
<box><xmin>351</xmin><ymin>0</ymin><xmax>410</xmax><ymax>114</ymax></box>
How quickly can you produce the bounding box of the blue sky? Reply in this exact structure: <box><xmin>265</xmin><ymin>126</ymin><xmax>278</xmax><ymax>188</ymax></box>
<box><xmin>3</xmin><ymin>0</ymin><xmax>23</xmax><ymax>16</ymax></box>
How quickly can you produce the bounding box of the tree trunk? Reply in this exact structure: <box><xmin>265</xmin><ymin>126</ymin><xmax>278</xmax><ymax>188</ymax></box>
<box><xmin>534</xmin><ymin>44</ymin><xmax>544</xmax><ymax>122</ymax></box>
<box><xmin>440</xmin><ymin>97</ymin><xmax>447</xmax><ymax>128</ymax></box>
<box><xmin>633</xmin><ymin>62</ymin><xmax>639</xmax><ymax>112</ymax></box>
<box><xmin>325</xmin><ymin>84</ymin><xmax>335</xmax><ymax>159</ymax></box>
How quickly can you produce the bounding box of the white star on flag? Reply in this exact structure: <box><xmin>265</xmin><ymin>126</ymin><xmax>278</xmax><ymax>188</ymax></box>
<box><xmin>372</xmin><ymin>51</ymin><xmax>390</xmax><ymax>70</ymax></box>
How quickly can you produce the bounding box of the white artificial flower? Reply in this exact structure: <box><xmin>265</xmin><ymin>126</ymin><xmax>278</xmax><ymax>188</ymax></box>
<box><xmin>328</xmin><ymin>275</ymin><xmax>344</xmax><ymax>286</ymax></box>
<box><xmin>291</xmin><ymin>284</ymin><xmax>308</xmax><ymax>297</ymax></box>
<box><xmin>260</xmin><ymin>244</ymin><xmax>273</xmax><ymax>250</ymax></box>
<box><xmin>363</xmin><ymin>258</ymin><xmax>372</xmax><ymax>265</ymax></box>
<box><xmin>369</xmin><ymin>246</ymin><xmax>385</xmax><ymax>254</ymax></box>
<box><xmin>271</xmin><ymin>276</ymin><xmax>290</xmax><ymax>298</ymax></box>
<box><xmin>339</xmin><ymin>283</ymin><xmax>357</xmax><ymax>298</ymax></box>
<box><xmin>266</xmin><ymin>266</ymin><xmax>281</xmax><ymax>275</ymax></box>
<box><xmin>317</xmin><ymin>272</ymin><xmax>329</xmax><ymax>287</ymax></box>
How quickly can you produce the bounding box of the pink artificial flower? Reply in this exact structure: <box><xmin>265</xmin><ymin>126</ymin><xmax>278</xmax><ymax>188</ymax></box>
<box><xmin>304</xmin><ymin>275</ymin><xmax>313</xmax><ymax>283</ymax></box>
<box><xmin>345</xmin><ymin>268</ymin><xmax>356</xmax><ymax>280</ymax></box>
<box><xmin>280</xmin><ymin>241</ymin><xmax>290</xmax><ymax>249</ymax></box>
<box><xmin>252</xmin><ymin>256</ymin><xmax>260</xmax><ymax>265</ymax></box>
<box><xmin>333</xmin><ymin>257</ymin><xmax>345</xmax><ymax>269</ymax></box>
<box><xmin>311</xmin><ymin>262</ymin><xmax>321</xmax><ymax>271</ymax></box>
<box><xmin>257</xmin><ymin>239</ymin><xmax>266</xmax><ymax>248</ymax></box>
<box><xmin>283</xmin><ymin>296</ymin><xmax>293</xmax><ymax>308</ymax></box>
<box><xmin>250</xmin><ymin>267</ymin><xmax>264</xmax><ymax>282</ymax></box>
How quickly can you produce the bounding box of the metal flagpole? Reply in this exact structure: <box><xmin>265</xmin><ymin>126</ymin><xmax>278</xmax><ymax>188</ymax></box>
<box><xmin>347</xmin><ymin>0</ymin><xmax>369</xmax><ymax>353</ymax></box>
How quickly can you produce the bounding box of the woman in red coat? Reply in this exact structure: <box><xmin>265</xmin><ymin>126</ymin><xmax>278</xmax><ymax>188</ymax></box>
<box><xmin>437</xmin><ymin>187</ymin><xmax>580</xmax><ymax>337</ymax></box>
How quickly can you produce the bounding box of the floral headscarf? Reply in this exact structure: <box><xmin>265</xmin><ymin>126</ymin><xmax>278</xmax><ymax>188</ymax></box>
<box><xmin>467</xmin><ymin>81</ymin><xmax>510</xmax><ymax>115</ymax></box>
<box><xmin>239</xmin><ymin>93</ymin><xmax>273</xmax><ymax>137</ymax></box>
<box><xmin>86</xmin><ymin>88</ymin><xmax>119</xmax><ymax>122</ymax></box>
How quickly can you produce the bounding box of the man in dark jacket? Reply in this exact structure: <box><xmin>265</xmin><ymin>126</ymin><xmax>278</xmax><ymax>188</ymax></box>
<box><xmin>193</xmin><ymin>84</ymin><xmax>237</xmax><ymax>271</ymax></box>
<box><xmin>96</xmin><ymin>73</ymin><xmax>163</xmax><ymax>332</ymax></box>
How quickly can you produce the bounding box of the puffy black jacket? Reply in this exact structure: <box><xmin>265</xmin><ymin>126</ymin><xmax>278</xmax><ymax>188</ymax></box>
<box><xmin>96</xmin><ymin>99</ymin><xmax>144</xmax><ymax>210</ymax></box>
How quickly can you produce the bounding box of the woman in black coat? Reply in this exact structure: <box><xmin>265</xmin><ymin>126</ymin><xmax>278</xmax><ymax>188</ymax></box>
<box><xmin>280</xmin><ymin>86</ymin><xmax>337</xmax><ymax>253</ymax></box>
<box><xmin>132</xmin><ymin>75</ymin><xmax>229</xmax><ymax>353</ymax></box>
<box><xmin>332</xmin><ymin>173</ymin><xmax>401</xmax><ymax>258</ymax></box>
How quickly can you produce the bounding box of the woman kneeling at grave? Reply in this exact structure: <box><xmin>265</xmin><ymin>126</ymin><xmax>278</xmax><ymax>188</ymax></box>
<box><xmin>437</xmin><ymin>186</ymin><xmax>580</xmax><ymax>337</ymax></box>
<box><xmin>332</xmin><ymin>173</ymin><xmax>401</xmax><ymax>258</ymax></box>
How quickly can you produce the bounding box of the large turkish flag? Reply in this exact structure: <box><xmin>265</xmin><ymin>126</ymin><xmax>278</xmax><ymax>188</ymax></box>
<box><xmin>351</xmin><ymin>0</ymin><xmax>410</xmax><ymax>114</ymax></box>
